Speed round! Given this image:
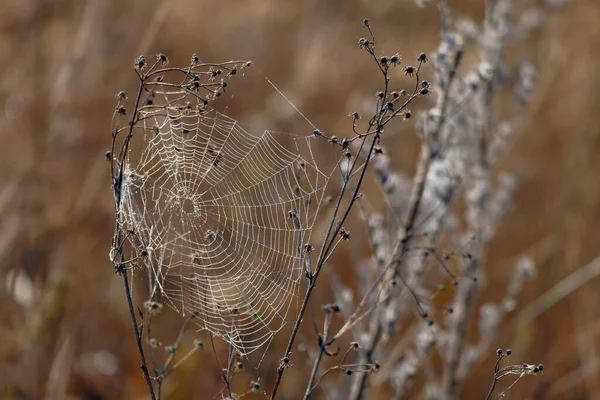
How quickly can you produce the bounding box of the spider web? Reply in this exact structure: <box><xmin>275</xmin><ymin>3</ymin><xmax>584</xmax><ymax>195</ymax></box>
<box><xmin>120</xmin><ymin>102</ymin><xmax>328</xmax><ymax>355</ymax></box>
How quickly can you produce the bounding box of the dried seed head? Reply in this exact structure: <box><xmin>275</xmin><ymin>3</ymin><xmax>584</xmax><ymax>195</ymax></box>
<box><xmin>193</xmin><ymin>339</ymin><xmax>204</xmax><ymax>350</ymax></box>
<box><xmin>135</xmin><ymin>55</ymin><xmax>146</xmax><ymax>70</ymax></box>
<box><xmin>144</xmin><ymin>301</ymin><xmax>163</xmax><ymax>315</ymax></box>
<box><xmin>340</xmin><ymin>228</ymin><xmax>351</xmax><ymax>240</ymax></box>
<box><xmin>250</xmin><ymin>381</ymin><xmax>261</xmax><ymax>393</ymax></box>
<box><xmin>157</xmin><ymin>53</ymin><xmax>169</xmax><ymax>65</ymax></box>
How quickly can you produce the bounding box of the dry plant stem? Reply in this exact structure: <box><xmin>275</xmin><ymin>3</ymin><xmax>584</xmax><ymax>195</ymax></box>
<box><xmin>349</xmin><ymin>45</ymin><xmax>463</xmax><ymax>400</ymax></box>
<box><xmin>210</xmin><ymin>332</ymin><xmax>233</xmax><ymax>398</ymax></box>
<box><xmin>111</xmin><ymin>60</ymin><xmax>248</xmax><ymax>400</ymax></box>
<box><xmin>112</xmin><ymin>80</ymin><xmax>157</xmax><ymax>400</ymax></box>
<box><xmin>121</xmin><ymin>270</ymin><xmax>156</xmax><ymax>399</ymax></box>
<box><xmin>441</xmin><ymin>1</ymin><xmax>508</xmax><ymax>395</ymax></box>
<box><xmin>348</xmin><ymin>145</ymin><xmax>431</xmax><ymax>400</ymax></box>
<box><xmin>304</xmin><ymin>310</ymin><xmax>334</xmax><ymax>398</ymax></box>
<box><xmin>272</xmin><ymin>34</ymin><xmax>420</xmax><ymax>397</ymax></box>
<box><xmin>307</xmin><ymin>345</ymin><xmax>356</xmax><ymax>395</ymax></box>
<box><xmin>270</xmin><ymin>132</ymin><xmax>380</xmax><ymax>400</ymax></box>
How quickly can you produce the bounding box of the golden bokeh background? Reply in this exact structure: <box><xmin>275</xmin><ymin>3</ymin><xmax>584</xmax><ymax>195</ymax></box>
<box><xmin>1</xmin><ymin>0</ymin><xmax>600</xmax><ymax>399</ymax></box>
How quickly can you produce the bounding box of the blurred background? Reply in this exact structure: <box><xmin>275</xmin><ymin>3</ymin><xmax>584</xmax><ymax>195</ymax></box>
<box><xmin>1</xmin><ymin>0</ymin><xmax>600</xmax><ymax>399</ymax></box>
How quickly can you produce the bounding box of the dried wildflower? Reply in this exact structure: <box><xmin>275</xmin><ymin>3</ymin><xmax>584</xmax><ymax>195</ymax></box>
<box><xmin>144</xmin><ymin>300</ymin><xmax>163</xmax><ymax>315</ymax></box>
<box><xmin>134</xmin><ymin>55</ymin><xmax>146</xmax><ymax>70</ymax></box>
<box><xmin>369</xmin><ymin>362</ymin><xmax>380</xmax><ymax>373</ymax></box>
<box><xmin>417</xmin><ymin>52</ymin><xmax>428</xmax><ymax>63</ymax></box>
<box><xmin>227</xmin><ymin>65</ymin><xmax>238</xmax><ymax>78</ymax></box>
<box><xmin>157</xmin><ymin>53</ymin><xmax>169</xmax><ymax>65</ymax></box>
<box><xmin>323</xmin><ymin>303</ymin><xmax>341</xmax><ymax>312</ymax></box>
<box><xmin>340</xmin><ymin>228</ymin><xmax>351</xmax><ymax>240</ymax></box>
<box><xmin>191</xmin><ymin>339</ymin><xmax>203</xmax><ymax>351</ymax></box>
<box><xmin>250</xmin><ymin>381</ymin><xmax>261</xmax><ymax>393</ymax></box>
<box><xmin>279</xmin><ymin>356</ymin><xmax>292</xmax><ymax>369</ymax></box>
<box><xmin>403</xmin><ymin>65</ymin><xmax>416</xmax><ymax>77</ymax></box>
<box><xmin>191</xmin><ymin>54</ymin><xmax>200</xmax><ymax>64</ymax></box>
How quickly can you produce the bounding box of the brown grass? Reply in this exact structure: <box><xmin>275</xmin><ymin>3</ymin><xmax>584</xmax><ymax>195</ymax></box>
<box><xmin>1</xmin><ymin>0</ymin><xmax>600</xmax><ymax>399</ymax></box>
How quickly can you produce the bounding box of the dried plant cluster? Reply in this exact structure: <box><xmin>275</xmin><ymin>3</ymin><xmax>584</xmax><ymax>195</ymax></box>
<box><xmin>5</xmin><ymin>0</ymin><xmax>600</xmax><ymax>399</ymax></box>
<box><xmin>106</xmin><ymin>1</ymin><xmax>581</xmax><ymax>399</ymax></box>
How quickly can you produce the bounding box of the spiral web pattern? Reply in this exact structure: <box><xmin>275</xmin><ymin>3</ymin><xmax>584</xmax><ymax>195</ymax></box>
<box><xmin>120</xmin><ymin>106</ymin><xmax>327</xmax><ymax>354</ymax></box>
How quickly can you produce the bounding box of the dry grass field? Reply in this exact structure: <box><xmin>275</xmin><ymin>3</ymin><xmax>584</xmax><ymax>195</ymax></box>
<box><xmin>1</xmin><ymin>0</ymin><xmax>600</xmax><ymax>399</ymax></box>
